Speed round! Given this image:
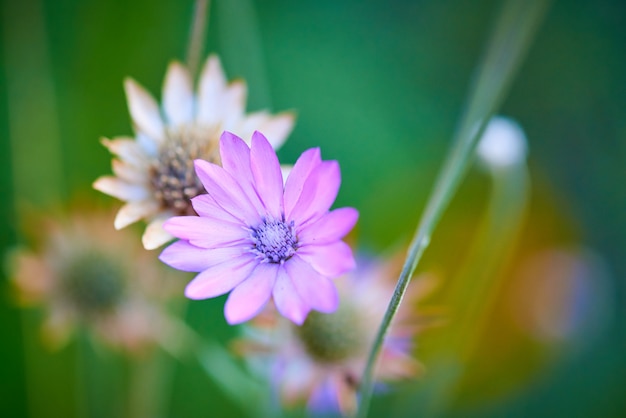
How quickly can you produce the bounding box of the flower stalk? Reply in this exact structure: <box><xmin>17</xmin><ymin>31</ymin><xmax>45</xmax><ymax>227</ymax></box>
<box><xmin>355</xmin><ymin>0</ymin><xmax>550</xmax><ymax>416</ymax></box>
<box><xmin>186</xmin><ymin>0</ymin><xmax>210</xmax><ymax>80</ymax></box>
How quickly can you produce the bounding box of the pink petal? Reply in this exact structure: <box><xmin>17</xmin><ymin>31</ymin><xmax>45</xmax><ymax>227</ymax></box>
<box><xmin>284</xmin><ymin>148</ymin><xmax>321</xmax><ymax>218</ymax></box>
<box><xmin>298</xmin><ymin>241</ymin><xmax>356</xmax><ymax>278</ymax></box>
<box><xmin>219</xmin><ymin>132</ymin><xmax>252</xmax><ymax>181</ymax></box>
<box><xmin>250</xmin><ymin>131</ymin><xmax>284</xmax><ymax>219</ymax></box>
<box><xmin>284</xmin><ymin>255</ymin><xmax>339</xmax><ymax>313</ymax></box>
<box><xmin>219</xmin><ymin>132</ymin><xmax>265</xmax><ymax>214</ymax></box>
<box><xmin>190</xmin><ymin>194</ymin><xmax>241</xmax><ymax>223</ymax></box>
<box><xmin>288</xmin><ymin>161</ymin><xmax>340</xmax><ymax>227</ymax></box>
<box><xmin>223</xmin><ymin>263</ymin><xmax>278</xmax><ymax>324</ymax></box>
<box><xmin>273</xmin><ymin>266</ymin><xmax>311</xmax><ymax>325</ymax></box>
<box><xmin>159</xmin><ymin>241</ymin><xmax>246</xmax><ymax>272</ymax></box>
<box><xmin>194</xmin><ymin>159</ymin><xmax>262</xmax><ymax>225</ymax></box>
<box><xmin>298</xmin><ymin>207</ymin><xmax>358</xmax><ymax>245</ymax></box>
<box><xmin>184</xmin><ymin>255</ymin><xmax>257</xmax><ymax>299</ymax></box>
<box><xmin>163</xmin><ymin>216</ymin><xmax>247</xmax><ymax>248</ymax></box>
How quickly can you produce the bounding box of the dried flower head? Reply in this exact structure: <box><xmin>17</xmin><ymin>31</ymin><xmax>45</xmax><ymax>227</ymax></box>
<box><xmin>236</xmin><ymin>256</ymin><xmax>438</xmax><ymax>415</ymax></box>
<box><xmin>159</xmin><ymin>131</ymin><xmax>358</xmax><ymax>325</ymax></box>
<box><xmin>9</xmin><ymin>209</ymin><xmax>183</xmax><ymax>354</ymax></box>
<box><xmin>94</xmin><ymin>55</ymin><xmax>295</xmax><ymax>249</ymax></box>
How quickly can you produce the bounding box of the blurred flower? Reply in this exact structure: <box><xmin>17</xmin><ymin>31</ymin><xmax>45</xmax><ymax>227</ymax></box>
<box><xmin>93</xmin><ymin>55</ymin><xmax>295</xmax><ymax>250</ymax></box>
<box><xmin>159</xmin><ymin>131</ymin><xmax>358</xmax><ymax>325</ymax></box>
<box><xmin>8</xmin><ymin>209</ymin><xmax>183</xmax><ymax>355</ymax></box>
<box><xmin>236</xmin><ymin>256</ymin><xmax>438</xmax><ymax>415</ymax></box>
<box><xmin>477</xmin><ymin>116</ymin><xmax>528</xmax><ymax>169</ymax></box>
<box><xmin>510</xmin><ymin>248</ymin><xmax>612</xmax><ymax>346</ymax></box>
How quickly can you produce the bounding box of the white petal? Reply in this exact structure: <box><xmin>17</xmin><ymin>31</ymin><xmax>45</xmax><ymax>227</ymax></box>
<box><xmin>93</xmin><ymin>176</ymin><xmax>150</xmax><ymax>201</ymax></box>
<box><xmin>124</xmin><ymin>78</ymin><xmax>165</xmax><ymax>142</ymax></box>
<box><xmin>256</xmin><ymin>112</ymin><xmax>295</xmax><ymax>149</ymax></box>
<box><xmin>101</xmin><ymin>137</ymin><xmax>150</xmax><ymax>168</ymax></box>
<box><xmin>197</xmin><ymin>55</ymin><xmax>228</xmax><ymax>126</ymax></box>
<box><xmin>111</xmin><ymin>159</ymin><xmax>148</xmax><ymax>183</ymax></box>
<box><xmin>230</xmin><ymin>111</ymin><xmax>294</xmax><ymax>151</ymax></box>
<box><xmin>142</xmin><ymin>215</ymin><xmax>175</xmax><ymax>250</ymax></box>
<box><xmin>220</xmin><ymin>80</ymin><xmax>247</xmax><ymax>128</ymax></box>
<box><xmin>162</xmin><ymin>61</ymin><xmax>194</xmax><ymax>127</ymax></box>
<box><xmin>114</xmin><ymin>200</ymin><xmax>160</xmax><ymax>229</ymax></box>
<box><xmin>136</xmin><ymin>133</ymin><xmax>160</xmax><ymax>158</ymax></box>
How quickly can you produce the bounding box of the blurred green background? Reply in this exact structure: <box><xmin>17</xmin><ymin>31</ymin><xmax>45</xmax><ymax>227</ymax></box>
<box><xmin>1</xmin><ymin>0</ymin><xmax>625</xmax><ymax>417</ymax></box>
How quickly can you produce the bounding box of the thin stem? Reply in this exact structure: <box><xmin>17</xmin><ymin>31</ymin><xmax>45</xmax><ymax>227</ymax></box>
<box><xmin>355</xmin><ymin>1</ymin><xmax>550</xmax><ymax>416</ymax></box>
<box><xmin>186</xmin><ymin>0</ymin><xmax>210</xmax><ymax>80</ymax></box>
<box><xmin>214</xmin><ymin>0</ymin><xmax>273</xmax><ymax>108</ymax></box>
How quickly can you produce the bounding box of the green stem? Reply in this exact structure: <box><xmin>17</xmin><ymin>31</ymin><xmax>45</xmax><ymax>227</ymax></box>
<box><xmin>186</xmin><ymin>0</ymin><xmax>210</xmax><ymax>80</ymax></box>
<box><xmin>355</xmin><ymin>1</ymin><xmax>550</xmax><ymax>417</ymax></box>
<box><xmin>128</xmin><ymin>348</ymin><xmax>175</xmax><ymax>418</ymax></box>
<box><xmin>214</xmin><ymin>0</ymin><xmax>273</xmax><ymax>109</ymax></box>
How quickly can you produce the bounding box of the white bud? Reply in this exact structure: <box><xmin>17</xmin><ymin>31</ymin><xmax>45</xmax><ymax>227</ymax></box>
<box><xmin>477</xmin><ymin>116</ymin><xmax>528</xmax><ymax>168</ymax></box>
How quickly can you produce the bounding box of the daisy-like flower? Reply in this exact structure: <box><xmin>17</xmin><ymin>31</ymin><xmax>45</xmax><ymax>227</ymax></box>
<box><xmin>93</xmin><ymin>55</ymin><xmax>295</xmax><ymax>249</ymax></box>
<box><xmin>236</xmin><ymin>256</ymin><xmax>438</xmax><ymax>415</ymax></box>
<box><xmin>8</xmin><ymin>209</ymin><xmax>183</xmax><ymax>354</ymax></box>
<box><xmin>158</xmin><ymin>131</ymin><xmax>358</xmax><ymax>325</ymax></box>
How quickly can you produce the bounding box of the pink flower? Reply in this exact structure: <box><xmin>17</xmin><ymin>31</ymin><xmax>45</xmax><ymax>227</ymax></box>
<box><xmin>159</xmin><ymin>131</ymin><xmax>358</xmax><ymax>324</ymax></box>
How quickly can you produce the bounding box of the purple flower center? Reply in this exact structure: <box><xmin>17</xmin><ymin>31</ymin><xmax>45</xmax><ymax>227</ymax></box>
<box><xmin>251</xmin><ymin>219</ymin><xmax>298</xmax><ymax>263</ymax></box>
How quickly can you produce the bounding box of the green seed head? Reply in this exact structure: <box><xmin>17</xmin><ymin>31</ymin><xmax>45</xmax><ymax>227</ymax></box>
<box><xmin>61</xmin><ymin>252</ymin><xmax>126</xmax><ymax>316</ymax></box>
<box><xmin>294</xmin><ymin>303</ymin><xmax>367</xmax><ymax>364</ymax></box>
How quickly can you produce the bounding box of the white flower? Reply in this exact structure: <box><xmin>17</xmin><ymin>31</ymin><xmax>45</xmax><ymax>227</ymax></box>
<box><xmin>93</xmin><ymin>55</ymin><xmax>295</xmax><ymax>249</ymax></box>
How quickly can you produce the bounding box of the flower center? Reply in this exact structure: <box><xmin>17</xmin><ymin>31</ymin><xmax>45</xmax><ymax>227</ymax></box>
<box><xmin>294</xmin><ymin>303</ymin><xmax>368</xmax><ymax>364</ymax></box>
<box><xmin>150</xmin><ymin>126</ymin><xmax>220</xmax><ymax>215</ymax></box>
<box><xmin>61</xmin><ymin>252</ymin><xmax>125</xmax><ymax>316</ymax></box>
<box><xmin>251</xmin><ymin>219</ymin><xmax>298</xmax><ymax>263</ymax></box>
